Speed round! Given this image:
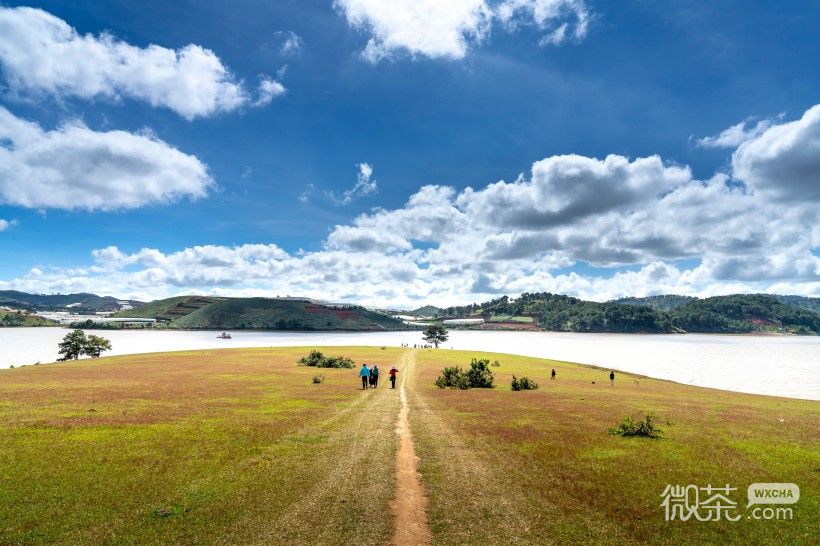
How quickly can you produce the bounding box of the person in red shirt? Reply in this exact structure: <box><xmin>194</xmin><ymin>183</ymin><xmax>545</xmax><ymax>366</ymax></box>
<box><xmin>389</xmin><ymin>366</ymin><xmax>398</xmax><ymax>389</ymax></box>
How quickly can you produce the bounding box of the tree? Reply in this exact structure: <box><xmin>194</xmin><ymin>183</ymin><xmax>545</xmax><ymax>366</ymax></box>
<box><xmin>422</xmin><ymin>324</ymin><xmax>448</xmax><ymax>348</ymax></box>
<box><xmin>57</xmin><ymin>329</ymin><xmax>87</xmax><ymax>361</ymax></box>
<box><xmin>85</xmin><ymin>334</ymin><xmax>112</xmax><ymax>358</ymax></box>
<box><xmin>57</xmin><ymin>329</ymin><xmax>112</xmax><ymax>361</ymax></box>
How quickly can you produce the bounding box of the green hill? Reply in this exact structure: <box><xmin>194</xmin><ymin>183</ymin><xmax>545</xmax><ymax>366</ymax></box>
<box><xmin>0</xmin><ymin>310</ymin><xmax>58</xmax><ymax>327</ymax></box>
<box><xmin>442</xmin><ymin>292</ymin><xmax>820</xmax><ymax>334</ymax></box>
<box><xmin>0</xmin><ymin>291</ymin><xmax>142</xmax><ymax>312</ymax></box>
<box><xmin>409</xmin><ymin>305</ymin><xmax>443</xmax><ymax>317</ymax></box>
<box><xmin>114</xmin><ymin>296</ymin><xmax>409</xmax><ymax>331</ymax></box>
<box><xmin>668</xmin><ymin>294</ymin><xmax>820</xmax><ymax>334</ymax></box>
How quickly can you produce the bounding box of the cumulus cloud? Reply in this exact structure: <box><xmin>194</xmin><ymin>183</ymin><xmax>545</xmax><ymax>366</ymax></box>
<box><xmin>327</xmin><ymin>163</ymin><xmax>378</xmax><ymax>205</ymax></box>
<box><xmin>695</xmin><ymin>116</ymin><xmax>778</xmax><ymax>149</ymax></box>
<box><xmin>732</xmin><ymin>104</ymin><xmax>820</xmax><ymax>202</ymax></box>
<box><xmin>2</xmin><ymin>124</ymin><xmax>818</xmax><ymax>305</ymax></box>
<box><xmin>459</xmin><ymin>154</ymin><xmax>691</xmax><ymax>228</ymax></box>
<box><xmin>0</xmin><ymin>106</ymin><xmax>214</xmax><ymax>210</ymax></box>
<box><xmin>0</xmin><ymin>6</ymin><xmax>281</xmax><ymax>119</ymax></box>
<box><xmin>254</xmin><ymin>77</ymin><xmax>287</xmax><ymax>106</ymax></box>
<box><xmin>334</xmin><ymin>0</ymin><xmax>590</xmax><ymax>61</ymax></box>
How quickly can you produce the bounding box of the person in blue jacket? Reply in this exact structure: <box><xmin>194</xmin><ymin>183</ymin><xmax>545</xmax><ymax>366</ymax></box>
<box><xmin>359</xmin><ymin>363</ymin><xmax>370</xmax><ymax>389</ymax></box>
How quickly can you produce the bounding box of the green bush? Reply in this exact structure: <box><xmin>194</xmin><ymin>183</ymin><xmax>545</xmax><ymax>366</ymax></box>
<box><xmin>434</xmin><ymin>358</ymin><xmax>495</xmax><ymax>389</ymax></box>
<box><xmin>511</xmin><ymin>375</ymin><xmax>539</xmax><ymax>391</ymax></box>
<box><xmin>434</xmin><ymin>366</ymin><xmax>470</xmax><ymax>389</ymax></box>
<box><xmin>312</xmin><ymin>375</ymin><xmax>325</xmax><ymax>384</ymax></box>
<box><xmin>609</xmin><ymin>412</ymin><xmax>663</xmax><ymax>438</ymax></box>
<box><xmin>297</xmin><ymin>350</ymin><xmax>355</xmax><ymax>369</ymax></box>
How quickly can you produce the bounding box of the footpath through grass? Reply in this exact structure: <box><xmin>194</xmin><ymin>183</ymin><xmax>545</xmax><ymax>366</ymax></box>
<box><xmin>0</xmin><ymin>347</ymin><xmax>401</xmax><ymax>545</ymax></box>
<box><xmin>1</xmin><ymin>346</ymin><xmax>817</xmax><ymax>545</ymax></box>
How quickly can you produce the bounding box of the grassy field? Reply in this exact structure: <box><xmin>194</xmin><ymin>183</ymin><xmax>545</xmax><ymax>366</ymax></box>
<box><xmin>1</xmin><ymin>347</ymin><xmax>817</xmax><ymax>545</ymax></box>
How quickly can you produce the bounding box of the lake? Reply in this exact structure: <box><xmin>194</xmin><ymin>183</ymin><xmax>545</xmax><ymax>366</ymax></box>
<box><xmin>1</xmin><ymin>328</ymin><xmax>818</xmax><ymax>400</ymax></box>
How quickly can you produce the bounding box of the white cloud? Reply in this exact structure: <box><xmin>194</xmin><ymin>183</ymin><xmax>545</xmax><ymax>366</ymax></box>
<box><xmin>0</xmin><ymin>106</ymin><xmax>214</xmax><ymax>210</ymax></box>
<box><xmin>3</xmin><ymin>108</ymin><xmax>819</xmax><ymax>305</ymax></box>
<box><xmin>732</xmin><ymin>104</ymin><xmax>820</xmax><ymax>202</ymax></box>
<box><xmin>695</xmin><ymin>117</ymin><xmax>775</xmax><ymax>149</ymax></box>
<box><xmin>254</xmin><ymin>77</ymin><xmax>287</xmax><ymax>106</ymax></box>
<box><xmin>277</xmin><ymin>31</ymin><xmax>304</xmax><ymax>56</ymax></box>
<box><xmin>0</xmin><ymin>218</ymin><xmax>18</xmax><ymax>231</ymax></box>
<box><xmin>496</xmin><ymin>0</ymin><xmax>590</xmax><ymax>44</ymax></box>
<box><xmin>334</xmin><ymin>0</ymin><xmax>589</xmax><ymax>62</ymax></box>
<box><xmin>327</xmin><ymin>162</ymin><xmax>378</xmax><ymax>205</ymax></box>
<box><xmin>0</xmin><ymin>6</ymin><xmax>280</xmax><ymax>119</ymax></box>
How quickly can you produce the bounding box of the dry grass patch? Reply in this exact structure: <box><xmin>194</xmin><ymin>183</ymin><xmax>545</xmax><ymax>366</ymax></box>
<box><xmin>0</xmin><ymin>347</ymin><xmax>403</xmax><ymax>545</ymax></box>
<box><xmin>408</xmin><ymin>349</ymin><xmax>819</xmax><ymax>545</ymax></box>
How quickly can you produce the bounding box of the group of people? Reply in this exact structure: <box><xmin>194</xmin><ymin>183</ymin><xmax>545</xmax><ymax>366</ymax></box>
<box><xmin>359</xmin><ymin>364</ymin><xmax>399</xmax><ymax>389</ymax></box>
<box><xmin>358</xmin><ymin>364</ymin><xmax>613</xmax><ymax>389</ymax></box>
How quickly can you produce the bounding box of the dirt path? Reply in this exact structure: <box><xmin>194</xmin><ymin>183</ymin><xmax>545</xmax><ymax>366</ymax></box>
<box><xmin>390</xmin><ymin>350</ymin><xmax>431</xmax><ymax>546</ymax></box>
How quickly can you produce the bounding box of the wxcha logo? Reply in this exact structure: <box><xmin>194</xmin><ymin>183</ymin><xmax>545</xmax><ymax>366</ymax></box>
<box><xmin>660</xmin><ymin>483</ymin><xmax>799</xmax><ymax>522</ymax></box>
<box><xmin>746</xmin><ymin>483</ymin><xmax>799</xmax><ymax>521</ymax></box>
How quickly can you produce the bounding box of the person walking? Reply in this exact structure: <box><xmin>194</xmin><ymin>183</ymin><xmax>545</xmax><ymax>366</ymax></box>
<box><xmin>610</xmin><ymin>371</ymin><xmax>615</xmax><ymax>386</ymax></box>
<box><xmin>389</xmin><ymin>366</ymin><xmax>398</xmax><ymax>389</ymax></box>
<box><xmin>359</xmin><ymin>364</ymin><xmax>370</xmax><ymax>389</ymax></box>
<box><xmin>372</xmin><ymin>365</ymin><xmax>380</xmax><ymax>388</ymax></box>
<box><xmin>551</xmin><ymin>369</ymin><xmax>556</xmax><ymax>380</ymax></box>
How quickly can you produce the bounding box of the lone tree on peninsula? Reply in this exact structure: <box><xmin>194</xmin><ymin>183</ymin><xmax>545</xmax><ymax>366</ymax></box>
<box><xmin>57</xmin><ymin>329</ymin><xmax>112</xmax><ymax>361</ymax></box>
<box><xmin>422</xmin><ymin>324</ymin><xmax>449</xmax><ymax>348</ymax></box>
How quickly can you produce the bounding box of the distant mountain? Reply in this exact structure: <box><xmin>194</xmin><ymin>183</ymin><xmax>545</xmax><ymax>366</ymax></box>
<box><xmin>768</xmin><ymin>295</ymin><xmax>820</xmax><ymax>314</ymax></box>
<box><xmin>113</xmin><ymin>296</ymin><xmax>410</xmax><ymax>331</ymax></box>
<box><xmin>0</xmin><ymin>290</ymin><xmax>143</xmax><ymax>312</ymax></box>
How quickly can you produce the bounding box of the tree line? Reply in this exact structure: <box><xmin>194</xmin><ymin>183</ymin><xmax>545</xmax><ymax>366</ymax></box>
<box><xmin>442</xmin><ymin>293</ymin><xmax>820</xmax><ymax>334</ymax></box>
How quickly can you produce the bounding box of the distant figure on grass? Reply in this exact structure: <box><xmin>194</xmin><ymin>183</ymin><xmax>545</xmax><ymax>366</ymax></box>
<box><xmin>372</xmin><ymin>365</ymin><xmax>380</xmax><ymax>388</ymax></box>
<box><xmin>390</xmin><ymin>366</ymin><xmax>398</xmax><ymax>388</ymax></box>
<box><xmin>610</xmin><ymin>371</ymin><xmax>615</xmax><ymax>386</ymax></box>
<box><xmin>551</xmin><ymin>369</ymin><xmax>556</xmax><ymax>380</ymax></box>
<box><xmin>360</xmin><ymin>364</ymin><xmax>371</xmax><ymax>389</ymax></box>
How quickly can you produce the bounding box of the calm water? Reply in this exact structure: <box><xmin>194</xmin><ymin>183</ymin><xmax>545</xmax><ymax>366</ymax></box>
<box><xmin>1</xmin><ymin>328</ymin><xmax>818</xmax><ymax>400</ymax></box>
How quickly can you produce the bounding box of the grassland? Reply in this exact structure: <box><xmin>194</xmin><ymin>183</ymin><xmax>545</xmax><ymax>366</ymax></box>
<box><xmin>1</xmin><ymin>347</ymin><xmax>817</xmax><ymax>545</ymax></box>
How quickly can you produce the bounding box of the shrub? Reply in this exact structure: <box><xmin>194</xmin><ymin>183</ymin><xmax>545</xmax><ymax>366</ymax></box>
<box><xmin>298</xmin><ymin>350</ymin><xmax>325</xmax><ymax>367</ymax></box>
<box><xmin>321</xmin><ymin>355</ymin><xmax>355</xmax><ymax>369</ymax></box>
<box><xmin>312</xmin><ymin>375</ymin><xmax>325</xmax><ymax>384</ymax></box>
<box><xmin>434</xmin><ymin>358</ymin><xmax>495</xmax><ymax>390</ymax></box>
<box><xmin>466</xmin><ymin>358</ymin><xmax>495</xmax><ymax>388</ymax></box>
<box><xmin>434</xmin><ymin>366</ymin><xmax>470</xmax><ymax>389</ymax></box>
<box><xmin>609</xmin><ymin>412</ymin><xmax>664</xmax><ymax>438</ymax></box>
<box><xmin>511</xmin><ymin>375</ymin><xmax>539</xmax><ymax>391</ymax></box>
<box><xmin>297</xmin><ymin>350</ymin><xmax>354</xmax><ymax>369</ymax></box>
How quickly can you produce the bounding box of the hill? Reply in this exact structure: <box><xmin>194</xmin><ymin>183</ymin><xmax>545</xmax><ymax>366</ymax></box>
<box><xmin>442</xmin><ymin>292</ymin><xmax>820</xmax><ymax>334</ymax></box>
<box><xmin>769</xmin><ymin>294</ymin><xmax>820</xmax><ymax>313</ymax></box>
<box><xmin>113</xmin><ymin>296</ymin><xmax>410</xmax><ymax>331</ymax></box>
<box><xmin>0</xmin><ymin>309</ymin><xmax>58</xmax><ymax>327</ymax></box>
<box><xmin>0</xmin><ymin>290</ymin><xmax>143</xmax><ymax>312</ymax></box>
<box><xmin>409</xmin><ymin>305</ymin><xmax>443</xmax><ymax>317</ymax></box>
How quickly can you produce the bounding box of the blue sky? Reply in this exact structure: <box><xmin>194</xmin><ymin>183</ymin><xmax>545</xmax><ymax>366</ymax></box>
<box><xmin>0</xmin><ymin>0</ymin><xmax>818</xmax><ymax>307</ymax></box>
